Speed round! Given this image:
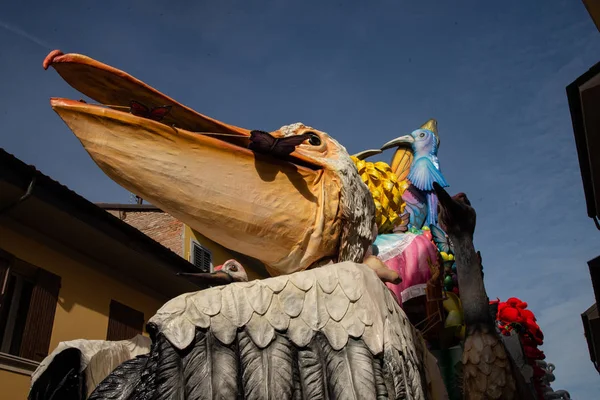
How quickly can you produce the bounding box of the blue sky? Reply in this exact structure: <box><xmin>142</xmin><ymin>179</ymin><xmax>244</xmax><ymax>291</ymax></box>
<box><xmin>1</xmin><ymin>0</ymin><xmax>599</xmax><ymax>397</ymax></box>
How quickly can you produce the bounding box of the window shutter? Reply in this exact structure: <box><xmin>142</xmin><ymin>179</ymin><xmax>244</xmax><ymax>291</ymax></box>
<box><xmin>106</xmin><ymin>300</ymin><xmax>144</xmax><ymax>341</ymax></box>
<box><xmin>20</xmin><ymin>268</ymin><xmax>61</xmax><ymax>361</ymax></box>
<box><xmin>191</xmin><ymin>242</ymin><xmax>212</xmax><ymax>272</ymax></box>
<box><xmin>0</xmin><ymin>253</ymin><xmax>11</xmax><ymax>329</ymax></box>
<box><xmin>0</xmin><ymin>252</ymin><xmax>10</xmax><ymax>307</ymax></box>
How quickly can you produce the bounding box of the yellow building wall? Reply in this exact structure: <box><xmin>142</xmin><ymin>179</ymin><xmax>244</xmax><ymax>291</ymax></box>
<box><xmin>583</xmin><ymin>0</ymin><xmax>600</xmax><ymax>31</ymax></box>
<box><xmin>0</xmin><ymin>223</ymin><xmax>270</xmax><ymax>398</ymax></box>
<box><xmin>183</xmin><ymin>226</ymin><xmax>269</xmax><ymax>280</ymax></box>
<box><xmin>0</xmin><ymin>369</ymin><xmax>31</xmax><ymax>400</ymax></box>
<box><xmin>0</xmin><ymin>225</ymin><xmax>166</xmax><ymax>399</ymax></box>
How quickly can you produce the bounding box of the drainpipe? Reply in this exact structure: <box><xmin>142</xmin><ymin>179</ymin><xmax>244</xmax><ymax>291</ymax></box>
<box><xmin>0</xmin><ymin>176</ymin><xmax>37</xmax><ymax>215</ymax></box>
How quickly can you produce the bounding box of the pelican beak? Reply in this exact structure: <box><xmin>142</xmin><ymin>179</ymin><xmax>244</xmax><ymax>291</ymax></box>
<box><xmin>45</xmin><ymin>50</ymin><xmax>342</xmax><ymax>276</ymax></box>
<box><xmin>177</xmin><ymin>271</ymin><xmax>233</xmax><ymax>287</ymax></box>
<box><xmin>380</xmin><ymin>134</ymin><xmax>414</xmax><ymax>150</ymax></box>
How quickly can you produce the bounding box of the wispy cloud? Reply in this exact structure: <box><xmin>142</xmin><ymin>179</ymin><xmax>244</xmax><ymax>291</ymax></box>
<box><xmin>0</xmin><ymin>19</ymin><xmax>52</xmax><ymax>50</ymax></box>
<box><xmin>535</xmin><ymin>292</ymin><xmax>600</xmax><ymax>398</ymax></box>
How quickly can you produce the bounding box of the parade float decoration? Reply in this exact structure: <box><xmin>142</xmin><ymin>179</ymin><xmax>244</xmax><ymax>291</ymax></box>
<box><xmin>28</xmin><ymin>50</ymin><xmax>569</xmax><ymax>400</ymax></box>
<box><xmin>490</xmin><ymin>298</ymin><xmax>571</xmax><ymax>400</ymax></box>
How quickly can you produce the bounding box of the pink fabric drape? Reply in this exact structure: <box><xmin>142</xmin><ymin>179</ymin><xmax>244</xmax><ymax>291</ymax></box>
<box><xmin>377</xmin><ymin>233</ymin><xmax>439</xmax><ymax>307</ymax></box>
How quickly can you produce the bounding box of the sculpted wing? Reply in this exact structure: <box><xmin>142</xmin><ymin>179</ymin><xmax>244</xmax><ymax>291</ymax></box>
<box><xmin>390</xmin><ymin>147</ymin><xmax>413</xmax><ymax>182</ymax></box>
<box><xmin>29</xmin><ymin>335</ymin><xmax>151</xmax><ymax>399</ymax></box>
<box><xmin>86</xmin><ymin>262</ymin><xmax>431</xmax><ymax>400</ymax></box>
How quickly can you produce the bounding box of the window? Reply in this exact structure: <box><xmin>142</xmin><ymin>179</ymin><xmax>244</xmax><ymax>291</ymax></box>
<box><xmin>106</xmin><ymin>300</ymin><xmax>144</xmax><ymax>341</ymax></box>
<box><xmin>0</xmin><ymin>249</ymin><xmax>61</xmax><ymax>362</ymax></box>
<box><xmin>191</xmin><ymin>241</ymin><xmax>212</xmax><ymax>272</ymax></box>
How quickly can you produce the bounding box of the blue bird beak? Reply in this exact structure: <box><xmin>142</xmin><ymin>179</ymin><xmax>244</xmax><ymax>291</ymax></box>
<box><xmin>352</xmin><ymin>149</ymin><xmax>383</xmax><ymax>160</ymax></box>
<box><xmin>380</xmin><ymin>134</ymin><xmax>414</xmax><ymax>150</ymax></box>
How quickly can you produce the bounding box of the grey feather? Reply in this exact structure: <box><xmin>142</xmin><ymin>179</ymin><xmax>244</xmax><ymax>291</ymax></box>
<box><xmin>129</xmin><ymin>340</ymin><xmax>160</xmax><ymax>399</ymax></box>
<box><xmin>399</xmin><ymin>356</ymin><xmax>412</xmax><ymax>400</ymax></box>
<box><xmin>239</xmin><ymin>331</ymin><xmax>295</xmax><ymax>400</ymax></box>
<box><xmin>28</xmin><ymin>348</ymin><xmax>85</xmax><ymax>400</ymax></box>
<box><xmin>291</xmin><ymin>352</ymin><xmax>303</xmax><ymax>400</ymax></box>
<box><xmin>63</xmin><ymin>260</ymin><xmax>431</xmax><ymax>400</ymax></box>
<box><xmin>336</xmin><ymin>157</ymin><xmax>377</xmax><ymax>263</ymax></box>
<box><xmin>383</xmin><ymin>347</ymin><xmax>407</xmax><ymax>400</ymax></box>
<box><xmin>372</xmin><ymin>357</ymin><xmax>389</xmax><ymax>400</ymax></box>
<box><xmin>404</xmin><ymin>356</ymin><xmax>426</xmax><ymax>400</ymax></box>
<box><xmin>182</xmin><ymin>329</ymin><xmax>238</xmax><ymax>400</ymax></box>
<box><xmin>297</xmin><ymin>336</ymin><xmax>329</xmax><ymax>400</ymax></box>
<box><xmin>153</xmin><ymin>334</ymin><xmax>184</xmax><ymax>400</ymax></box>
<box><xmin>317</xmin><ymin>334</ymin><xmax>376</xmax><ymax>400</ymax></box>
<box><xmin>89</xmin><ymin>355</ymin><xmax>149</xmax><ymax>400</ymax></box>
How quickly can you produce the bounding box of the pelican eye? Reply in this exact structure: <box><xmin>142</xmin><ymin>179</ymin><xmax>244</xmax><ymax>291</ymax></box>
<box><xmin>306</xmin><ymin>132</ymin><xmax>321</xmax><ymax>146</ymax></box>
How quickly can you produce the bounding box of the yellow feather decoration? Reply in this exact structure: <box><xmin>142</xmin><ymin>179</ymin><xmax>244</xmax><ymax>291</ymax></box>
<box><xmin>351</xmin><ymin>156</ymin><xmax>409</xmax><ymax>234</ymax></box>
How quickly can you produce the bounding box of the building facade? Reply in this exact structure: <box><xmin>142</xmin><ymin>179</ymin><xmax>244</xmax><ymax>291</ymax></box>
<box><xmin>0</xmin><ymin>149</ymin><xmax>210</xmax><ymax>398</ymax></box>
<box><xmin>565</xmin><ymin>41</ymin><xmax>600</xmax><ymax>373</ymax></box>
<box><xmin>98</xmin><ymin>203</ymin><xmax>270</xmax><ymax>281</ymax></box>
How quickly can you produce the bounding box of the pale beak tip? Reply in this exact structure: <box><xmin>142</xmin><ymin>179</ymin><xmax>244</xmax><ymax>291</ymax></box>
<box><xmin>352</xmin><ymin>149</ymin><xmax>383</xmax><ymax>160</ymax></box>
<box><xmin>380</xmin><ymin>135</ymin><xmax>414</xmax><ymax>151</ymax></box>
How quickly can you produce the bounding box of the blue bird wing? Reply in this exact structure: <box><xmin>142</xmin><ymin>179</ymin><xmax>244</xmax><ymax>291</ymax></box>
<box><xmin>407</xmin><ymin>157</ymin><xmax>449</xmax><ymax>191</ymax></box>
<box><xmin>401</xmin><ymin>185</ymin><xmax>427</xmax><ymax>229</ymax></box>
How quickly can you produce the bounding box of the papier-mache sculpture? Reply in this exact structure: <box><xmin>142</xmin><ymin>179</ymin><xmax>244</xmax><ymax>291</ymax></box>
<box><xmin>42</xmin><ymin>49</ymin><xmax>375</xmax><ymax>277</ymax></box>
<box><xmin>28</xmin><ymin>50</ymin><xmax>569</xmax><ymax>400</ymax></box>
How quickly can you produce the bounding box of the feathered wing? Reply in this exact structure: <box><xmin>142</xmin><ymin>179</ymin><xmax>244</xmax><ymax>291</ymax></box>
<box><xmin>85</xmin><ymin>345</ymin><xmax>133</xmax><ymax>397</ymax></box>
<box><xmin>30</xmin><ymin>335</ymin><xmax>152</xmax><ymax>400</ymax></box>
<box><xmin>153</xmin><ymin>332</ymin><xmax>186</xmax><ymax>399</ymax></box>
<box><xmin>88</xmin><ymin>355</ymin><xmax>149</xmax><ymax>400</ymax></box>
<box><xmin>382</xmin><ymin>347</ymin><xmax>406</xmax><ymax>400</ymax></box>
<box><xmin>389</xmin><ymin>146</ymin><xmax>423</xmax><ymax>228</ymax></box>
<box><xmin>407</xmin><ymin>158</ymin><xmax>448</xmax><ymax>192</ymax></box>
<box><xmin>239</xmin><ymin>331</ymin><xmax>295</xmax><ymax>399</ymax></box>
<box><xmin>28</xmin><ymin>348</ymin><xmax>86</xmax><ymax>400</ymax></box>
<box><xmin>317</xmin><ymin>334</ymin><xmax>376</xmax><ymax>400</ymax></box>
<box><xmin>390</xmin><ymin>147</ymin><xmax>413</xmax><ymax>182</ymax></box>
<box><xmin>296</xmin><ymin>338</ymin><xmax>329</xmax><ymax>400</ymax></box>
<box><xmin>403</xmin><ymin>157</ymin><xmax>449</xmax><ymax>227</ymax></box>
<box><xmin>372</xmin><ymin>357</ymin><xmax>390</xmax><ymax>400</ymax></box>
<box><xmin>182</xmin><ymin>329</ymin><xmax>238</xmax><ymax>399</ymax></box>
<box><xmin>83</xmin><ymin>262</ymin><xmax>434</xmax><ymax>400</ymax></box>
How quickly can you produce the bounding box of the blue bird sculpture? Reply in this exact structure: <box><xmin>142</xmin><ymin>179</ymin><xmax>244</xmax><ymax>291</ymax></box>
<box><xmin>380</xmin><ymin>119</ymin><xmax>449</xmax><ymax>228</ymax></box>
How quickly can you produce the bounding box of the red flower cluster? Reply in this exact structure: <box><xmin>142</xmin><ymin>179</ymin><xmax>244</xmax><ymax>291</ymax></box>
<box><xmin>491</xmin><ymin>297</ymin><xmax>546</xmax><ymax>399</ymax></box>
<box><xmin>493</xmin><ymin>297</ymin><xmax>544</xmax><ymax>345</ymax></box>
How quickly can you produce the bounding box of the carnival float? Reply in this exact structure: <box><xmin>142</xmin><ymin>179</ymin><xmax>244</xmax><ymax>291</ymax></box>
<box><xmin>28</xmin><ymin>50</ymin><xmax>571</xmax><ymax>400</ymax></box>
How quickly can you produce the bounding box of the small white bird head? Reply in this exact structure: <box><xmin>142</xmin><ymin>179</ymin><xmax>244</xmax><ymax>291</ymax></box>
<box><xmin>214</xmin><ymin>259</ymin><xmax>249</xmax><ymax>283</ymax></box>
<box><xmin>177</xmin><ymin>259</ymin><xmax>249</xmax><ymax>287</ymax></box>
